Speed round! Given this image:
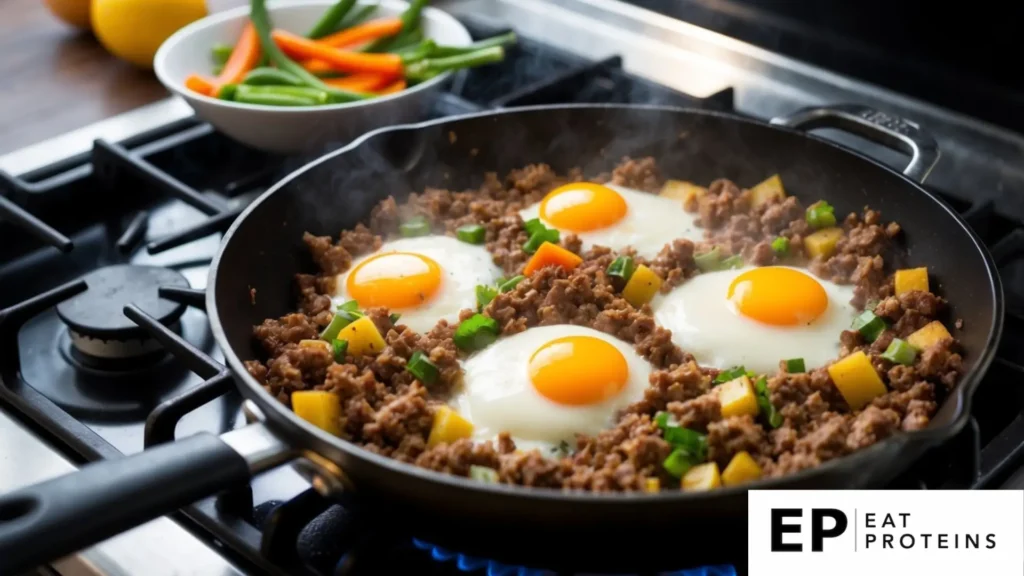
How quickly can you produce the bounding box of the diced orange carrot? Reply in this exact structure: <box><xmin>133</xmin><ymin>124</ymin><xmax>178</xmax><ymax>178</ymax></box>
<box><xmin>318</xmin><ymin>18</ymin><xmax>404</xmax><ymax>49</ymax></box>
<box><xmin>523</xmin><ymin>242</ymin><xmax>583</xmax><ymax>276</ymax></box>
<box><xmin>323</xmin><ymin>73</ymin><xmax>394</xmax><ymax>92</ymax></box>
<box><xmin>272</xmin><ymin>29</ymin><xmax>404</xmax><ymax>76</ymax></box>
<box><xmin>184</xmin><ymin>74</ymin><xmax>216</xmax><ymax>96</ymax></box>
<box><xmin>301</xmin><ymin>59</ymin><xmax>336</xmax><ymax>75</ymax></box>
<box><xmin>214</xmin><ymin>22</ymin><xmax>261</xmax><ymax>90</ymax></box>
<box><xmin>377</xmin><ymin>78</ymin><xmax>407</xmax><ymax>94</ymax></box>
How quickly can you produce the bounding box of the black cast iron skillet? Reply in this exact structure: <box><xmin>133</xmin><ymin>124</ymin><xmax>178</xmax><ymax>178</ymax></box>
<box><xmin>0</xmin><ymin>104</ymin><xmax>1004</xmax><ymax>574</ymax></box>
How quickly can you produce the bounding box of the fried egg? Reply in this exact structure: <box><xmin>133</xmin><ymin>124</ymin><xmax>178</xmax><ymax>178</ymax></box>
<box><xmin>518</xmin><ymin>182</ymin><xmax>702</xmax><ymax>257</ymax></box>
<box><xmin>333</xmin><ymin>236</ymin><xmax>502</xmax><ymax>333</ymax></box>
<box><xmin>453</xmin><ymin>325</ymin><xmax>652</xmax><ymax>453</ymax></box>
<box><xmin>652</xmin><ymin>266</ymin><xmax>858</xmax><ymax>375</ymax></box>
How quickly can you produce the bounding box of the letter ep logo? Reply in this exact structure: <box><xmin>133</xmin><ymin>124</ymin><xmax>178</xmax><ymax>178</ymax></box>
<box><xmin>770</xmin><ymin>508</ymin><xmax>848</xmax><ymax>552</ymax></box>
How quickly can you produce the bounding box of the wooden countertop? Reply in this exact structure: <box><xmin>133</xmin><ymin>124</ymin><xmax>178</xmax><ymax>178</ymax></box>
<box><xmin>0</xmin><ymin>0</ymin><xmax>169</xmax><ymax>156</ymax></box>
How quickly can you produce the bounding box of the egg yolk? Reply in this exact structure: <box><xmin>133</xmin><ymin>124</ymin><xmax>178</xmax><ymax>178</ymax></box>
<box><xmin>539</xmin><ymin>182</ymin><xmax>628</xmax><ymax>232</ymax></box>
<box><xmin>527</xmin><ymin>336</ymin><xmax>629</xmax><ymax>406</ymax></box>
<box><xmin>727</xmin><ymin>267</ymin><xmax>829</xmax><ymax>326</ymax></box>
<box><xmin>346</xmin><ymin>252</ymin><xmax>442</xmax><ymax>310</ymax></box>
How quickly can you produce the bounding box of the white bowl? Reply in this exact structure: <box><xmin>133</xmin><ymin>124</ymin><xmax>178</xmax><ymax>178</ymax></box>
<box><xmin>154</xmin><ymin>0</ymin><xmax>472</xmax><ymax>154</ymax></box>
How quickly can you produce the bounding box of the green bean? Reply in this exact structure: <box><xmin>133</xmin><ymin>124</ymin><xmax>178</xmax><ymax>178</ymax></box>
<box><xmin>331</xmin><ymin>3</ymin><xmax>379</xmax><ymax>34</ymax></box>
<box><xmin>307</xmin><ymin>0</ymin><xmax>358</xmax><ymax>39</ymax></box>
<box><xmin>242</xmin><ymin>67</ymin><xmax>304</xmax><ymax>86</ymax></box>
<box><xmin>234</xmin><ymin>84</ymin><xmax>328</xmax><ymax>106</ymax></box>
<box><xmin>362</xmin><ymin>0</ymin><xmax>428</xmax><ymax>52</ymax></box>
<box><xmin>431</xmin><ymin>32</ymin><xmax>517</xmax><ymax>57</ymax></box>
<box><xmin>405</xmin><ymin>46</ymin><xmax>504</xmax><ymax>81</ymax></box>
<box><xmin>211</xmin><ymin>43</ymin><xmax>234</xmax><ymax>65</ymax></box>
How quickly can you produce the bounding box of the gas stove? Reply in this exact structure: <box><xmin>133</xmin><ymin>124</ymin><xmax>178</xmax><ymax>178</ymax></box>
<box><xmin>3</xmin><ymin>1</ymin><xmax>1024</xmax><ymax>575</ymax></box>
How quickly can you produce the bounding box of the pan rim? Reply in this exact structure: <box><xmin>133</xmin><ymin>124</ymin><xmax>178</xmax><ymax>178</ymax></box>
<box><xmin>207</xmin><ymin>103</ymin><xmax>1005</xmax><ymax>502</ymax></box>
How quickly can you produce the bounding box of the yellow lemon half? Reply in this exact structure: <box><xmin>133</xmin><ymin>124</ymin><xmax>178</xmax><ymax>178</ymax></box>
<box><xmin>44</xmin><ymin>0</ymin><xmax>93</xmax><ymax>30</ymax></box>
<box><xmin>92</xmin><ymin>0</ymin><xmax>207</xmax><ymax>69</ymax></box>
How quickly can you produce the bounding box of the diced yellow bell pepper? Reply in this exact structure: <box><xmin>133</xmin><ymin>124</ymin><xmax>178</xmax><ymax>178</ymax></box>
<box><xmin>895</xmin><ymin>267</ymin><xmax>929</xmax><ymax>295</ymax></box>
<box><xmin>749</xmin><ymin>174</ymin><xmax>786</xmax><ymax>208</ymax></box>
<box><xmin>681</xmin><ymin>462</ymin><xmax>721</xmax><ymax>491</ymax></box>
<box><xmin>622</xmin><ymin>264</ymin><xmax>662</xmax><ymax>307</ymax></box>
<box><xmin>718</xmin><ymin>375</ymin><xmax>759</xmax><ymax>419</ymax></box>
<box><xmin>827</xmin><ymin>350</ymin><xmax>887</xmax><ymax>410</ymax></box>
<box><xmin>291</xmin><ymin>390</ymin><xmax>343</xmax><ymax>436</ymax></box>
<box><xmin>299</xmin><ymin>339</ymin><xmax>331</xmax><ymax>351</ymax></box>
<box><xmin>907</xmin><ymin>320</ymin><xmax>953</xmax><ymax>350</ymax></box>
<box><xmin>335</xmin><ymin>315</ymin><xmax>386</xmax><ymax>356</ymax></box>
<box><xmin>427</xmin><ymin>406</ymin><xmax>474</xmax><ymax>447</ymax></box>
<box><xmin>803</xmin><ymin>227</ymin><xmax>844</xmax><ymax>259</ymax></box>
<box><xmin>660</xmin><ymin>179</ymin><xmax>706</xmax><ymax>210</ymax></box>
<box><xmin>644</xmin><ymin>478</ymin><xmax>661</xmax><ymax>493</ymax></box>
<box><xmin>721</xmin><ymin>451</ymin><xmax>762</xmax><ymax>487</ymax></box>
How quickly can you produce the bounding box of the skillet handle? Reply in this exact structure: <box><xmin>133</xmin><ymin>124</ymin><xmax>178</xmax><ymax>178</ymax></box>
<box><xmin>0</xmin><ymin>424</ymin><xmax>291</xmax><ymax>575</ymax></box>
<box><xmin>770</xmin><ymin>104</ymin><xmax>940</xmax><ymax>184</ymax></box>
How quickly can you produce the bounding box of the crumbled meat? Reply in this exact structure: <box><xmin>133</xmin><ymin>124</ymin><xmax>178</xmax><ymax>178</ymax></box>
<box><xmin>609</xmin><ymin>156</ymin><xmax>662</xmax><ymax>192</ymax></box>
<box><xmin>648</xmin><ymin>239</ymin><xmax>696</xmax><ymax>291</ymax></box>
<box><xmin>254</xmin><ymin>313</ymin><xmax>317</xmax><ymax>356</ymax></box>
<box><xmin>706</xmin><ymin>415</ymin><xmax>766</xmax><ymax>467</ymax></box>
<box><xmin>666</xmin><ymin>393</ymin><xmax>721</xmax><ymax>432</ymax></box>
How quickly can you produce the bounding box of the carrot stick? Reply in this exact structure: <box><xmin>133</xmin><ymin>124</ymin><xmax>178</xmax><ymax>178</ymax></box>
<box><xmin>317</xmin><ymin>18</ymin><xmax>404</xmax><ymax>48</ymax></box>
<box><xmin>323</xmin><ymin>73</ymin><xmax>394</xmax><ymax>92</ymax></box>
<box><xmin>377</xmin><ymin>78</ymin><xmax>407</xmax><ymax>94</ymax></box>
<box><xmin>214</xmin><ymin>22</ymin><xmax>262</xmax><ymax>89</ymax></box>
<box><xmin>271</xmin><ymin>29</ymin><xmax>403</xmax><ymax>76</ymax></box>
<box><xmin>301</xmin><ymin>59</ymin><xmax>336</xmax><ymax>75</ymax></box>
<box><xmin>185</xmin><ymin>74</ymin><xmax>217</xmax><ymax>96</ymax></box>
<box><xmin>523</xmin><ymin>242</ymin><xmax>583</xmax><ymax>276</ymax></box>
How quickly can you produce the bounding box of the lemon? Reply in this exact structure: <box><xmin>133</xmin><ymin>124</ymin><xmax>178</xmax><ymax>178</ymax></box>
<box><xmin>92</xmin><ymin>0</ymin><xmax>208</xmax><ymax>69</ymax></box>
<box><xmin>44</xmin><ymin>0</ymin><xmax>93</xmax><ymax>30</ymax></box>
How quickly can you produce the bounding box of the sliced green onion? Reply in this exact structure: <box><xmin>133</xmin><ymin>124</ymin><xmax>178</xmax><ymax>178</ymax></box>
<box><xmin>399</xmin><ymin>216</ymin><xmax>431</xmax><ymax>237</ymax></box>
<box><xmin>882</xmin><ymin>338</ymin><xmax>918</xmax><ymax>366</ymax></box>
<box><xmin>406</xmin><ymin>350</ymin><xmax>439</xmax><ymax>385</ymax></box>
<box><xmin>456</xmin><ymin>224</ymin><xmax>486</xmax><ymax>244</ymax></box>
<box><xmin>606</xmin><ymin>256</ymin><xmax>636</xmax><ymax>283</ymax></box>
<box><xmin>720</xmin><ymin>255</ymin><xmax>743</xmax><ymax>269</ymax></box>
<box><xmin>694</xmin><ymin>247</ymin><xmax>722</xmax><ymax>272</ymax></box>
<box><xmin>805</xmin><ymin>200</ymin><xmax>837</xmax><ymax>229</ymax></box>
<box><xmin>454</xmin><ymin>314</ymin><xmax>500</xmax><ymax>351</ymax></box>
<box><xmin>755</xmin><ymin>376</ymin><xmax>783</xmax><ymax>428</ymax></box>
<box><xmin>469</xmin><ymin>465</ymin><xmax>499</xmax><ymax>483</ymax></box>
<box><xmin>338</xmin><ymin>300</ymin><xmax>360</xmax><ymax>313</ymax></box>
<box><xmin>475</xmin><ymin>285</ymin><xmax>498</xmax><ymax>310</ymax></box>
<box><xmin>523</xmin><ymin>229</ymin><xmax>560</xmax><ymax>254</ymax></box>
<box><xmin>523</xmin><ymin>218</ymin><xmax>546</xmax><ymax>236</ymax></box>
<box><xmin>713</xmin><ymin>365</ymin><xmax>747</xmax><ymax>384</ymax></box>
<box><xmin>663</xmin><ymin>427</ymin><xmax>708</xmax><ymax>460</ymax></box>
<box><xmin>784</xmin><ymin>358</ymin><xmax>806</xmax><ymax>373</ymax></box>
<box><xmin>865</xmin><ymin>299</ymin><xmax>880</xmax><ymax>312</ymax></box>
<box><xmin>498</xmin><ymin>275</ymin><xmax>525</xmax><ymax>293</ymax></box>
<box><xmin>332</xmin><ymin>339</ymin><xmax>348</xmax><ymax>362</ymax></box>
<box><xmin>320</xmin><ymin>313</ymin><xmax>352</xmax><ymax>341</ymax></box>
<box><xmin>654</xmin><ymin>411</ymin><xmax>674</xmax><ymax>429</ymax></box>
<box><xmin>851</xmin><ymin>310</ymin><xmax>887</xmax><ymax>342</ymax></box>
<box><xmin>389</xmin><ymin>313</ymin><xmax>402</xmax><ymax>324</ymax></box>
<box><xmin>771</xmin><ymin>236</ymin><xmax>790</xmax><ymax>256</ymax></box>
<box><xmin>663</xmin><ymin>447</ymin><xmax>698</xmax><ymax>478</ymax></box>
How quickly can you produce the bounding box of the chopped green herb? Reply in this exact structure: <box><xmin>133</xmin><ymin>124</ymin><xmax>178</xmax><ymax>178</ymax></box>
<box><xmin>714</xmin><ymin>365</ymin><xmax>748</xmax><ymax>384</ymax></box>
<box><xmin>399</xmin><ymin>216</ymin><xmax>431</xmax><ymax>237</ymax></box>
<box><xmin>475</xmin><ymin>285</ymin><xmax>498</xmax><ymax>310</ymax></box>
<box><xmin>320</xmin><ymin>312</ymin><xmax>353</xmax><ymax>341</ymax></box>
<box><xmin>338</xmin><ymin>300</ymin><xmax>360</xmax><ymax>312</ymax></box>
<box><xmin>523</xmin><ymin>228</ymin><xmax>560</xmax><ymax>253</ymax></box>
<box><xmin>663</xmin><ymin>447</ymin><xmax>699</xmax><ymax>478</ymax></box>
<box><xmin>754</xmin><ymin>376</ymin><xmax>783</xmax><ymax>428</ymax></box>
<box><xmin>549</xmin><ymin>440</ymin><xmax>572</xmax><ymax>457</ymax></box>
<box><xmin>606</xmin><ymin>256</ymin><xmax>636</xmax><ymax>283</ymax></box>
<box><xmin>784</xmin><ymin>358</ymin><xmax>806</xmax><ymax>373</ymax></box>
<box><xmin>523</xmin><ymin>218</ymin><xmax>546</xmax><ymax>236</ymax></box>
<box><xmin>694</xmin><ymin>247</ymin><xmax>722</xmax><ymax>272</ymax></box>
<box><xmin>720</xmin><ymin>254</ymin><xmax>744</xmax><ymax>269</ymax></box>
<box><xmin>805</xmin><ymin>200</ymin><xmax>837</xmax><ymax>229</ymax></box>
<box><xmin>454</xmin><ymin>314</ymin><xmax>500</xmax><ymax>351</ymax></box>
<box><xmin>654</xmin><ymin>411</ymin><xmax>674</xmax><ymax>429</ymax></box>
<box><xmin>664</xmin><ymin>427</ymin><xmax>708</xmax><ymax>460</ymax></box>
<box><xmin>406</xmin><ymin>350</ymin><xmax>439</xmax><ymax>385</ymax></box>
<box><xmin>851</xmin><ymin>310</ymin><xmax>887</xmax><ymax>342</ymax></box>
<box><xmin>498</xmin><ymin>275</ymin><xmax>525</xmax><ymax>293</ymax></box>
<box><xmin>469</xmin><ymin>465</ymin><xmax>499</xmax><ymax>483</ymax></box>
<box><xmin>882</xmin><ymin>338</ymin><xmax>918</xmax><ymax>366</ymax></box>
<box><xmin>456</xmin><ymin>224</ymin><xmax>486</xmax><ymax>244</ymax></box>
<box><xmin>389</xmin><ymin>313</ymin><xmax>402</xmax><ymax>324</ymax></box>
<box><xmin>771</xmin><ymin>236</ymin><xmax>790</xmax><ymax>256</ymax></box>
<box><xmin>332</xmin><ymin>339</ymin><xmax>348</xmax><ymax>362</ymax></box>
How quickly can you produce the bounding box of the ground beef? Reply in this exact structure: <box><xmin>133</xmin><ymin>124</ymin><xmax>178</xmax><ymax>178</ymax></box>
<box><xmin>248</xmin><ymin>157</ymin><xmax>964</xmax><ymax>491</ymax></box>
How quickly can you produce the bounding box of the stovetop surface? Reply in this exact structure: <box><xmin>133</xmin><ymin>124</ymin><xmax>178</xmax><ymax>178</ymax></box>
<box><xmin>3</xmin><ymin>2</ymin><xmax>1024</xmax><ymax>576</ymax></box>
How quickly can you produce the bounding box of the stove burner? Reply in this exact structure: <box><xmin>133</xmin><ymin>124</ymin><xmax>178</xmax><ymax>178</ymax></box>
<box><xmin>56</xmin><ymin>265</ymin><xmax>189</xmax><ymax>358</ymax></box>
<box><xmin>410</xmin><ymin>539</ymin><xmax>737</xmax><ymax>576</ymax></box>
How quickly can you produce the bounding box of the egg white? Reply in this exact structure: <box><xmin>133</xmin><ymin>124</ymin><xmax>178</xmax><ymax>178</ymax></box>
<box><xmin>518</xmin><ymin>184</ymin><xmax>702</xmax><ymax>258</ymax></box>
<box><xmin>651</xmin><ymin>266</ymin><xmax>858</xmax><ymax>375</ymax></box>
<box><xmin>452</xmin><ymin>325</ymin><xmax>652</xmax><ymax>453</ymax></box>
<box><xmin>333</xmin><ymin>235</ymin><xmax>502</xmax><ymax>334</ymax></box>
